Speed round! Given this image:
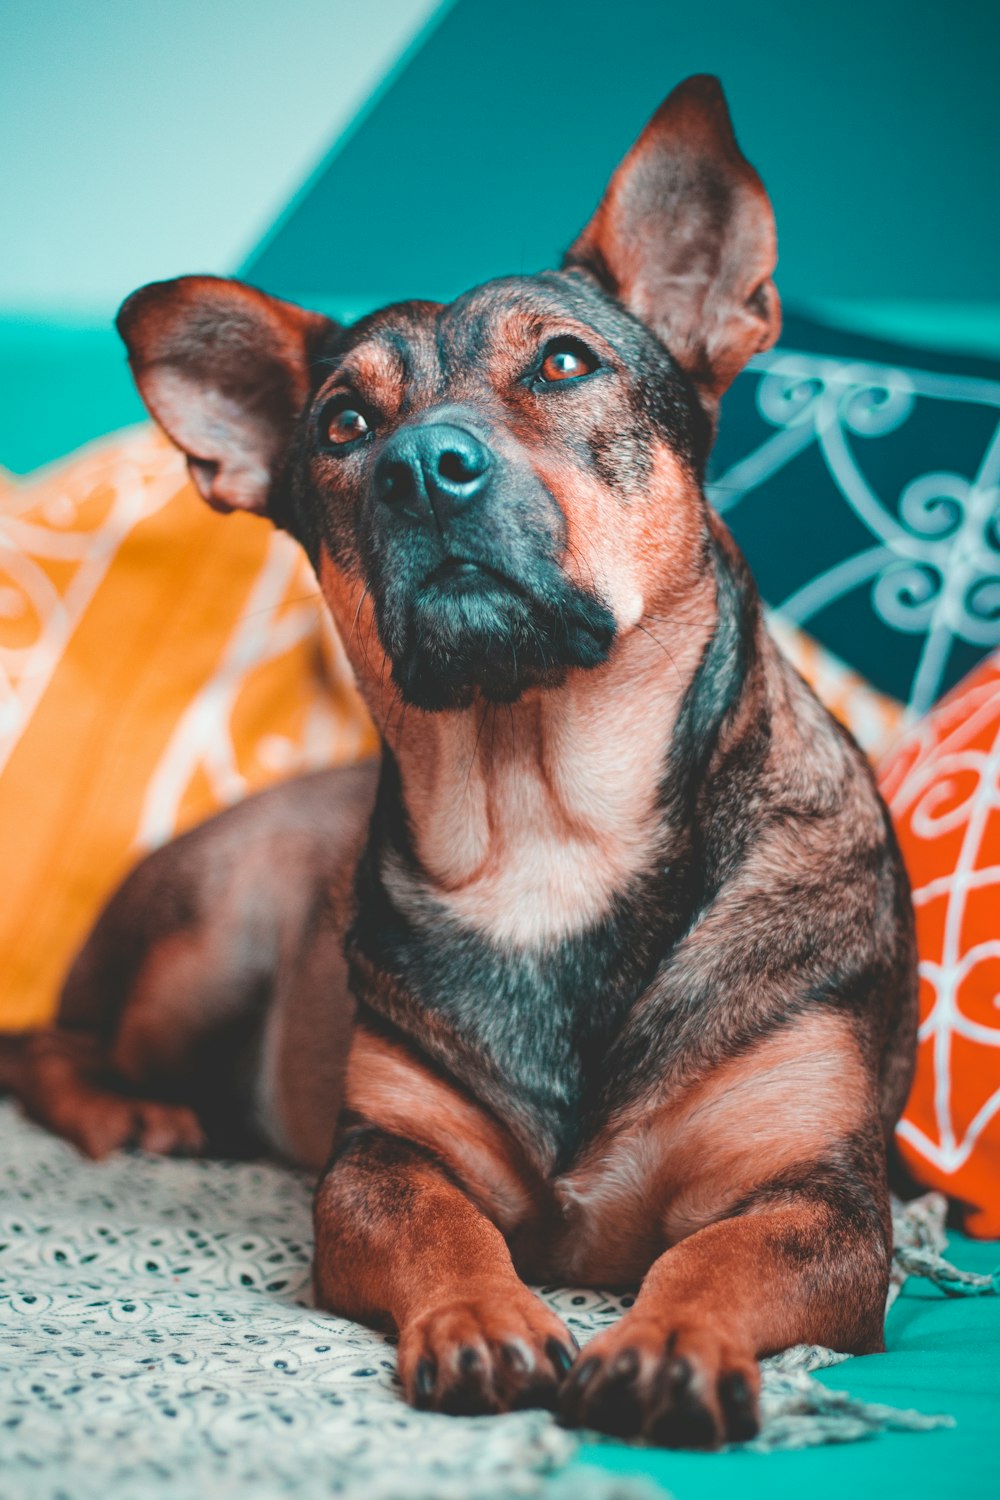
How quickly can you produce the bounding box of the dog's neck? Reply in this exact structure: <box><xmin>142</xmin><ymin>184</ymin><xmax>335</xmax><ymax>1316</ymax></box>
<box><xmin>374</xmin><ymin>573</ymin><xmax>717</xmax><ymax>949</ymax></box>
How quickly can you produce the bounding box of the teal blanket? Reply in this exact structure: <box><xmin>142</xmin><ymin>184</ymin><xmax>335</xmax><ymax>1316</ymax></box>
<box><xmin>573</xmin><ymin>1230</ymin><xmax>999</xmax><ymax>1497</ymax></box>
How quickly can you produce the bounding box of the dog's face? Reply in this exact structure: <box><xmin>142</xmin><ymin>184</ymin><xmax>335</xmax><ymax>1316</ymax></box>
<box><xmin>117</xmin><ymin>76</ymin><xmax>780</xmax><ymax>715</ymax></box>
<box><xmin>286</xmin><ymin>270</ymin><xmax>708</xmax><ymax>710</ymax></box>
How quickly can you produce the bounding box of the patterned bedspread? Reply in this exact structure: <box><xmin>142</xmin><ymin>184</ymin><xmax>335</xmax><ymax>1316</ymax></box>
<box><xmin>1</xmin><ymin>1103</ymin><xmax>981</xmax><ymax>1500</ymax></box>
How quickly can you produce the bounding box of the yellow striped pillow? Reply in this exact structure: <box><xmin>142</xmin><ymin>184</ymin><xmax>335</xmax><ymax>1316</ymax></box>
<box><xmin>0</xmin><ymin>427</ymin><xmax>376</xmax><ymax>1028</ymax></box>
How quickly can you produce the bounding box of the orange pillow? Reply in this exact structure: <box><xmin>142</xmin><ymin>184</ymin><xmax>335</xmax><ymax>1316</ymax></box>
<box><xmin>0</xmin><ymin>427</ymin><xmax>376</xmax><ymax>1030</ymax></box>
<box><xmin>879</xmin><ymin>650</ymin><xmax>1000</xmax><ymax>1237</ymax></box>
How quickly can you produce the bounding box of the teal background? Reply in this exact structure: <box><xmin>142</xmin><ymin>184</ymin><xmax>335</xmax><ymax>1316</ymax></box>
<box><xmin>0</xmin><ymin>0</ymin><xmax>443</xmax><ymax>474</ymax></box>
<box><xmin>247</xmin><ymin>0</ymin><xmax>1000</xmax><ymax>307</ymax></box>
<box><xmin>0</xmin><ymin>0</ymin><xmax>440</xmax><ymax>313</ymax></box>
<box><xmin>4</xmin><ymin>0</ymin><xmax>1000</xmax><ymax>474</ymax></box>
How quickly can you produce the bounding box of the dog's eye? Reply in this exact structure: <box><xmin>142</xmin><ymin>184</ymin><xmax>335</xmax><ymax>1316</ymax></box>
<box><xmin>321</xmin><ymin>400</ymin><xmax>373</xmax><ymax>449</ymax></box>
<box><xmin>538</xmin><ymin>340</ymin><xmax>599</xmax><ymax>383</ymax></box>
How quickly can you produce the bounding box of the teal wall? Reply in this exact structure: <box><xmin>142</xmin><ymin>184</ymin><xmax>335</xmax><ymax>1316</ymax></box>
<box><xmin>5</xmin><ymin>0</ymin><xmax>999</xmax><ymax>475</ymax></box>
<box><xmin>248</xmin><ymin>0</ymin><xmax>1000</xmax><ymax>307</ymax></box>
<box><xmin>0</xmin><ymin>0</ymin><xmax>441</xmax><ymax>316</ymax></box>
<box><xmin>0</xmin><ymin>0</ymin><xmax>443</xmax><ymax>474</ymax></box>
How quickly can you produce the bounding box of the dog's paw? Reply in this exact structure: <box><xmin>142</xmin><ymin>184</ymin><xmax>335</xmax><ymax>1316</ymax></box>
<box><xmin>558</xmin><ymin>1315</ymin><xmax>760</xmax><ymax>1447</ymax></box>
<box><xmin>397</xmin><ymin>1282</ymin><xmax>576</xmax><ymax>1416</ymax></box>
<box><xmin>56</xmin><ymin>1094</ymin><xmax>206</xmax><ymax>1160</ymax></box>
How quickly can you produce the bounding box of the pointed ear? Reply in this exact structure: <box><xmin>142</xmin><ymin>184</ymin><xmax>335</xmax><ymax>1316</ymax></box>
<box><xmin>116</xmin><ymin>276</ymin><xmax>335</xmax><ymax>514</ymax></box>
<box><xmin>564</xmin><ymin>75</ymin><xmax>780</xmax><ymax>410</ymax></box>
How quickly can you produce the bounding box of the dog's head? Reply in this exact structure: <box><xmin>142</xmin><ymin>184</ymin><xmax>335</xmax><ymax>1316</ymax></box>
<box><xmin>118</xmin><ymin>76</ymin><xmax>778</xmax><ymax>715</ymax></box>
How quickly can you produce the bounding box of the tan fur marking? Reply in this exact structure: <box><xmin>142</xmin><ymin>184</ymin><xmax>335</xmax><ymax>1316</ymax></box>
<box><xmin>318</xmin><ymin>546</ymin><xmax>716</xmax><ymax>951</ymax></box>
<box><xmin>317</xmin><ymin>552</ymin><xmax>398</xmax><ymax>725</ymax></box>
<box><xmin>330</xmin><ymin>343</ymin><xmax>407</xmax><ymax>419</ymax></box>
<box><xmin>532</xmin><ymin>442</ymin><xmax>703</xmax><ymax>628</ymax></box>
<box><xmin>552</xmin><ymin>1010</ymin><xmax>870</xmax><ymax>1283</ymax></box>
<box><xmin>380</xmin><ymin>610</ymin><xmax>713</xmax><ymax>947</ymax></box>
<box><xmin>344</xmin><ymin>1027</ymin><xmax>537</xmax><ymax>1232</ymax></box>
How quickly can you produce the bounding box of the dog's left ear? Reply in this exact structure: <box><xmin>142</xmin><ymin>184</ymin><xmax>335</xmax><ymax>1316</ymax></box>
<box><xmin>564</xmin><ymin>75</ymin><xmax>780</xmax><ymax>410</ymax></box>
<box><xmin>117</xmin><ymin>276</ymin><xmax>335</xmax><ymax>515</ymax></box>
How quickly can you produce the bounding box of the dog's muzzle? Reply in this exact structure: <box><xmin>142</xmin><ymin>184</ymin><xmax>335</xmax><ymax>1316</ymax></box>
<box><xmin>361</xmin><ymin>415</ymin><xmax>617</xmax><ymax>711</ymax></box>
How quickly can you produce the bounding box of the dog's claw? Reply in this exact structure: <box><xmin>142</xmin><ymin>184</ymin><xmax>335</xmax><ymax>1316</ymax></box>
<box><xmin>557</xmin><ymin>1354</ymin><xmax>600</xmax><ymax>1427</ymax></box>
<box><xmin>718</xmin><ymin>1370</ymin><xmax>760</xmax><ymax>1442</ymax></box>
<box><xmin>546</xmin><ymin>1337</ymin><xmax>576</xmax><ymax>1377</ymax></box>
<box><xmin>500</xmin><ymin>1339</ymin><xmax>532</xmax><ymax>1374</ymax></box>
<box><xmin>413</xmin><ymin>1357</ymin><xmax>436</xmax><ymax>1405</ymax></box>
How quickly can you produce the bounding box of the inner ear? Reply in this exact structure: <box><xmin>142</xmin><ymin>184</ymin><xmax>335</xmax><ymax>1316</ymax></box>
<box><xmin>564</xmin><ymin>75</ymin><xmax>780</xmax><ymax>408</ymax></box>
<box><xmin>116</xmin><ymin>276</ymin><xmax>336</xmax><ymax>515</ymax></box>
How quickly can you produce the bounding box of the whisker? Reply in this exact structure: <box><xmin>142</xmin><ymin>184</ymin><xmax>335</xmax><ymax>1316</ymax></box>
<box><xmin>347</xmin><ymin>585</ymin><xmax>370</xmax><ymax>654</ymax></box>
<box><xmin>635</xmin><ymin>620</ymin><xmax>681</xmax><ymax>682</ymax></box>
<box><xmin>463</xmin><ymin>702</ymin><xmax>491</xmax><ymax>799</ymax></box>
<box><xmin>563</xmin><ymin>537</ymin><xmax>602</xmax><ymax>599</ymax></box>
<box><xmin>239</xmin><ymin>588</ymin><xmax>324</xmax><ymax>620</ymax></box>
<box><xmin>393</xmin><ymin>695</ymin><xmax>412</xmax><ymax>755</ymax></box>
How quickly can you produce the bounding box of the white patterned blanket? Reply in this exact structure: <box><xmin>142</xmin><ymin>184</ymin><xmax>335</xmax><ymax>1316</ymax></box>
<box><xmin>1</xmin><ymin>1102</ymin><xmax>992</xmax><ymax>1500</ymax></box>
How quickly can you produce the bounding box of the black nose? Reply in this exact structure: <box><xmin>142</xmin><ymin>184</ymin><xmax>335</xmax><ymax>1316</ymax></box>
<box><xmin>374</xmin><ymin>424</ymin><xmax>492</xmax><ymax>527</ymax></box>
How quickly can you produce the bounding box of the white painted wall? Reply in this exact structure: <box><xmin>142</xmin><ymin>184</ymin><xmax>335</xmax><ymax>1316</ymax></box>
<box><xmin>1</xmin><ymin>0</ymin><xmax>443</xmax><ymax>316</ymax></box>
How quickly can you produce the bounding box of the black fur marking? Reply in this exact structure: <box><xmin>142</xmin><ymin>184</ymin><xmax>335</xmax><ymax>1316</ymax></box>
<box><xmin>662</xmin><ymin>532</ymin><xmax>760</xmax><ymax>852</ymax></box>
<box><xmin>348</xmin><ymin>745</ymin><xmax>668</xmax><ymax>1169</ymax></box>
<box><xmin>345</xmin><ymin>534</ymin><xmax>764</xmax><ymax>1172</ymax></box>
<box><xmin>733</xmin><ymin>1129</ymin><xmax>889</xmax><ymax>1237</ymax></box>
<box><xmin>325</xmin><ymin>1117</ymin><xmax>470</xmax><ymax>1201</ymax></box>
<box><xmin>728</xmin><ymin>1128</ymin><xmax>891</xmax><ymax>1350</ymax></box>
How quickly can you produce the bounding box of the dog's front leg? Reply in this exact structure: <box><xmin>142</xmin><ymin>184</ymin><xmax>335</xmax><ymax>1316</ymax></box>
<box><xmin>558</xmin><ymin>1168</ymin><xmax>890</xmax><ymax>1447</ymax></box>
<box><xmin>314</xmin><ymin>1124</ymin><xmax>576</xmax><ymax>1414</ymax></box>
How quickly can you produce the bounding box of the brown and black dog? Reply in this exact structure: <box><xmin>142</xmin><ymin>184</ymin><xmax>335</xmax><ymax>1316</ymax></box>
<box><xmin>14</xmin><ymin>77</ymin><xmax>917</xmax><ymax>1447</ymax></box>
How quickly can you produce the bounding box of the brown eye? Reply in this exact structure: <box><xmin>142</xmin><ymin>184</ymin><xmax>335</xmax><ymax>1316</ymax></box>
<box><xmin>324</xmin><ymin>403</ymin><xmax>372</xmax><ymax>447</ymax></box>
<box><xmin>538</xmin><ymin>341</ymin><xmax>598</xmax><ymax>383</ymax></box>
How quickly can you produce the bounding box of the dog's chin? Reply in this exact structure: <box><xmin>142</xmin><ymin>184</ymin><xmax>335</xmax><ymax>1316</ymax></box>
<box><xmin>386</xmin><ymin>569</ymin><xmax>616</xmax><ymax>712</ymax></box>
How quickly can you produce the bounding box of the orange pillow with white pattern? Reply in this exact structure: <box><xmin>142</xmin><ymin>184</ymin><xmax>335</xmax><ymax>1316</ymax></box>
<box><xmin>0</xmin><ymin>427</ymin><xmax>376</xmax><ymax>1030</ymax></box>
<box><xmin>879</xmin><ymin>649</ymin><xmax>1000</xmax><ymax>1237</ymax></box>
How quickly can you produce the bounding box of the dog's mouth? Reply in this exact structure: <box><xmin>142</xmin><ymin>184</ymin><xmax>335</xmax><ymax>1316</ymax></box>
<box><xmin>425</xmin><ymin>556</ymin><xmax>527</xmax><ymax>597</ymax></box>
<box><xmin>376</xmin><ymin>553</ymin><xmax>616</xmax><ymax>712</ymax></box>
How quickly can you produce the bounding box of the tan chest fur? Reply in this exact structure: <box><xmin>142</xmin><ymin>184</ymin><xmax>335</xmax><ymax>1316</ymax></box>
<box><xmin>380</xmin><ymin>598</ymin><xmax>715</xmax><ymax>951</ymax></box>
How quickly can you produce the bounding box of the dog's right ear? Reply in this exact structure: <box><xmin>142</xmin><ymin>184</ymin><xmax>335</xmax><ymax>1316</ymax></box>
<box><xmin>564</xmin><ymin>76</ymin><xmax>779</xmax><ymax>413</ymax></box>
<box><xmin>116</xmin><ymin>276</ymin><xmax>335</xmax><ymax>515</ymax></box>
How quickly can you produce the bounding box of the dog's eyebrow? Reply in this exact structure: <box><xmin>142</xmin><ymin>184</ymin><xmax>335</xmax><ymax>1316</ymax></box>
<box><xmin>321</xmin><ymin>335</ymin><xmax>412</xmax><ymax>406</ymax></box>
<box><xmin>378</xmin><ymin>330</ymin><xmax>413</xmax><ymax>378</ymax></box>
<box><xmin>488</xmin><ymin>307</ymin><xmax>624</xmax><ymax>371</ymax></box>
<box><xmin>457</xmin><ymin>281</ymin><xmax>635</xmax><ymax>362</ymax></box>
